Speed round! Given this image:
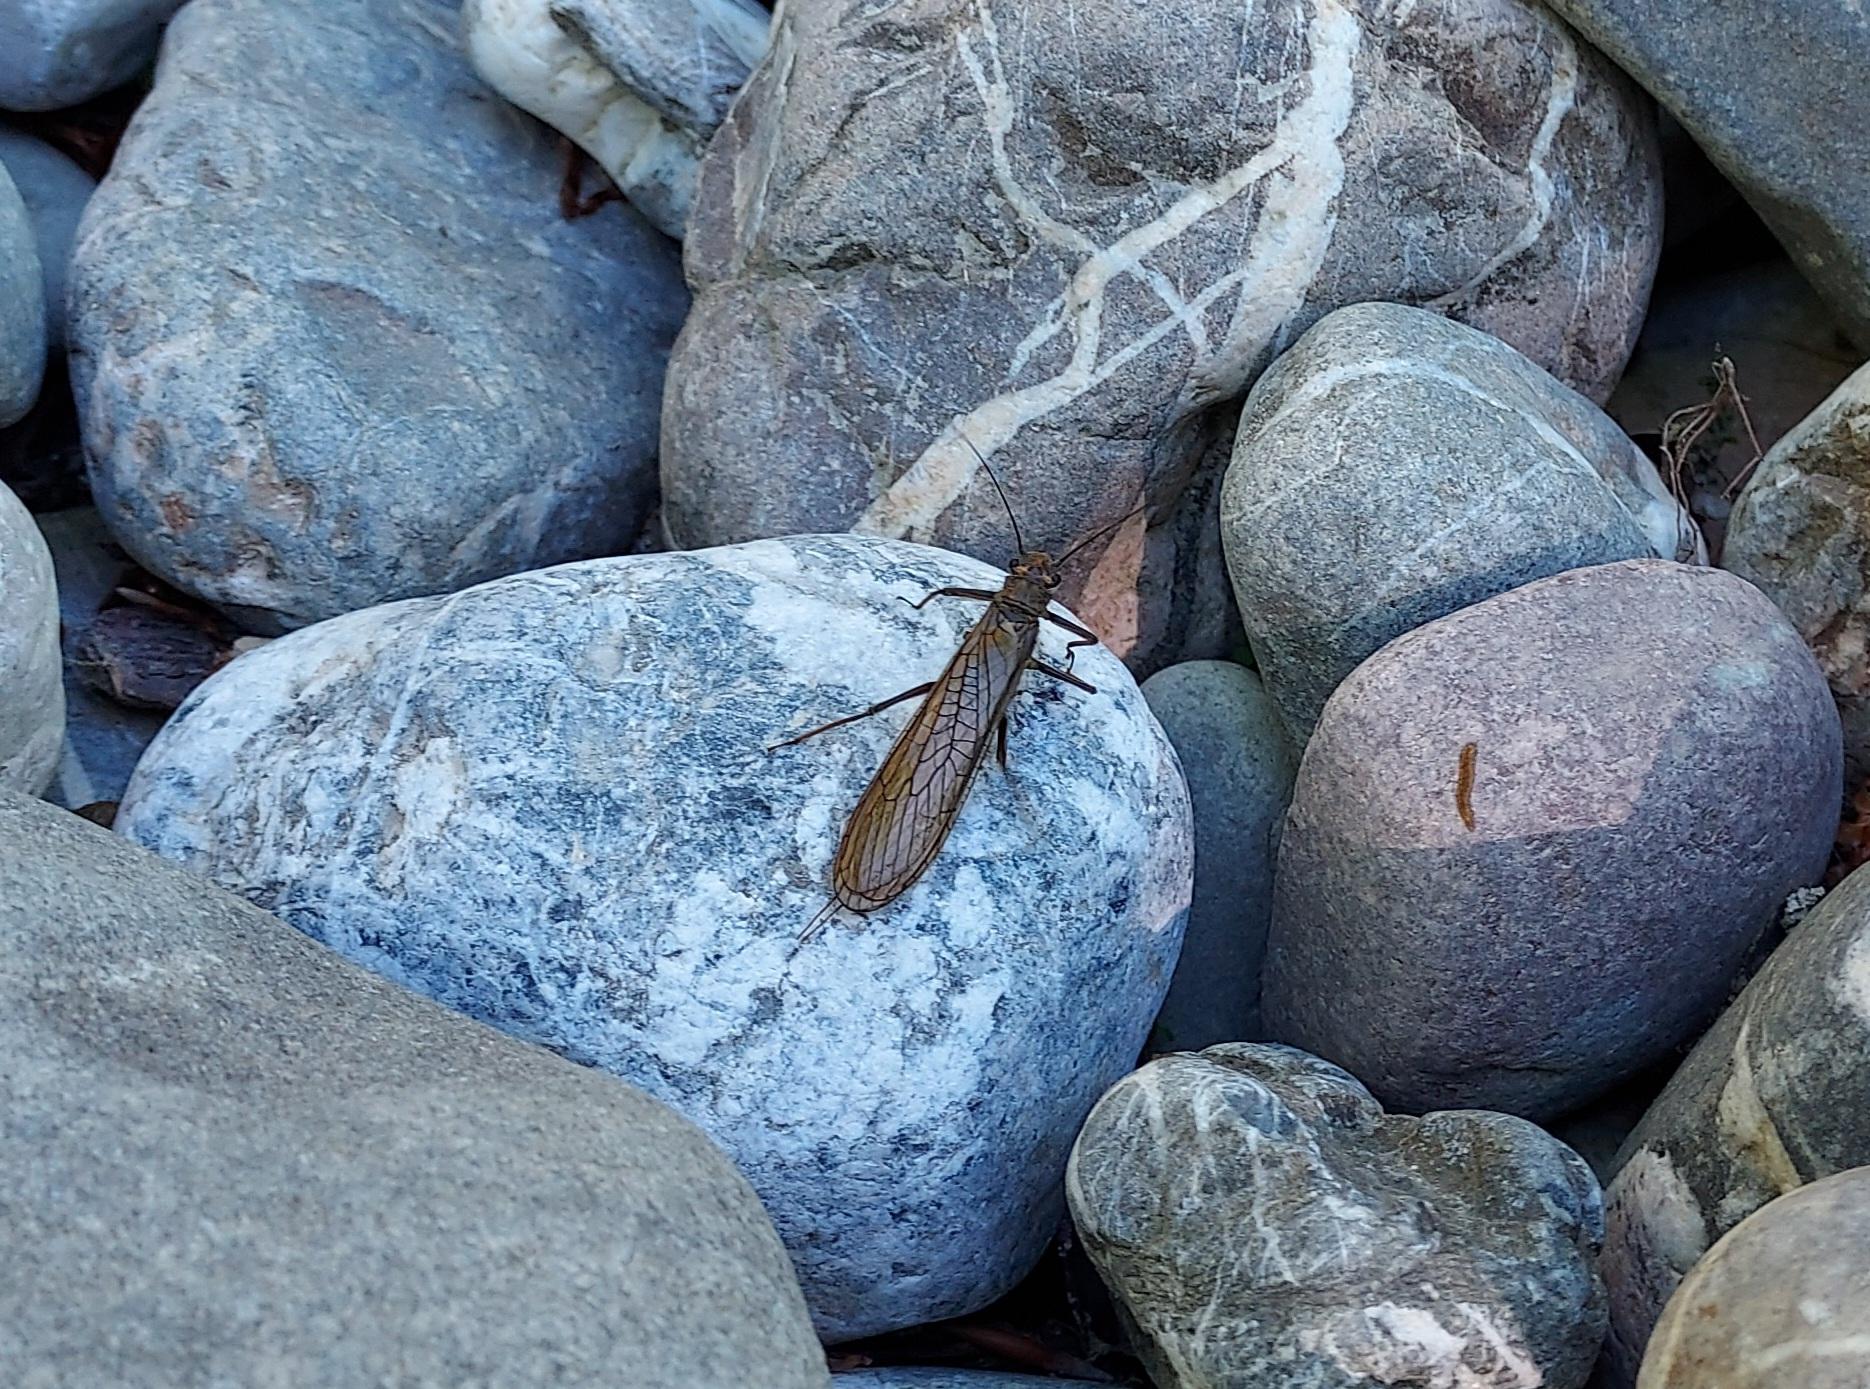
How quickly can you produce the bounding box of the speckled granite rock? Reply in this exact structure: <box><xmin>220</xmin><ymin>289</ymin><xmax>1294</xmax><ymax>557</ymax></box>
<box><xmin>1635</xmin><ymin>1168</ymin><xmax>1870</xmax><ymax>1389</ymax></box>
<box><xmin>662</xmin><ymin>0</ymin><xmax>1661</xmax><ymax>670</ymax></box>
<box><xmin>1141</xmin><ymin>660</ymin><xmax>1294</xmax><ymax>1049</ymax></box>
<box><xmin>465</xmin><ymin>0</ymin><xmax>767</xmax><ymax>238</ymax></box>
<box><xmin>1262</xmin><ymin>561</ymin><xmax>1841</xmax><ymax>1120</ymax></box>
<box><xmin>1067</xmin><ymin>1045</ymin><xmax>1607</xmax><ymax>1389</ymax></box>
<box><xmin>69</xmin><ymin>0</ymin><xmax>687</xmax><ymax>633</ymax></box>
<box><xmin>114</xmin><ymin>534</ymin><xmax>1193</xmax><ymax>1341</ymax></box>
<box><xmin>1598</xmin><ymin>864</ymin><xmax>1870</xmax><ymax>1386</ymax></box>
<box><xmin>0</xmin><ymin>0</ymin><xmax>185</xmax><ymax>110</ymax></box>
<box><xmin>0</xmin><ymin>789</ymin><xmax>827</xmax><ymax>1388</ymax></box>
<box><xmin>1222</xmin><ymin>303</ymin><xmax>1698</xmax><ymax>741</ymax></box>
<box><xmin>1541</xmin><ymin>0</ymin><xmax>1870</xmax><ymax>354</ymax></box>
<box><xmin>0</xmin><ymin>128</ymin><xmax>95</xmax><ymax>348</ymax></box>
<box><xmin>0</xmin><ymin>480</ymin><xmax>62</xmax><ymax>793</ymax></box>
<box><xmin>1724</xmin><ymin>363</ymin><xmax>1870</xmax><ymax>782</ymax></box>
<box><xmin>0</xmin><ymin>165</ymin><xmax>44</xmax><ymax>429</ymax></box>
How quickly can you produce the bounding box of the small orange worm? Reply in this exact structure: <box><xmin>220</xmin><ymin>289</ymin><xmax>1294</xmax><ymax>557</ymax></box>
<box><xmin>1456</xmin><ymin>741</ymin><xmax>1479</xmax><ymax>831</ymax></box>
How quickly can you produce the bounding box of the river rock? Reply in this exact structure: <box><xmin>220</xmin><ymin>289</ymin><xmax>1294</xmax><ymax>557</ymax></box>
<box><xmin>1262</xmin><ymin>560</ymin><xmax>1841</xmax><ymax>1121</ymax></box>
<box><xmin>1723</xmin><ymin>363</ymin><xmax>1870</xmax><ymax>782</ymax></box>
<box><xmin>1141</xmin><ymin>660</ymin><xmax>1294</xmax><ymax>1049</ymax></box>
<box><xmin>0</xmin><ymin>128</ymin><xmax>96</xmax><ymax>348</ymax></box>
<box><xmin>0</xmin><ymin>0</ymin><xmax>185</xmax><ymax>110</ymax></box>
<box><xmin>464</xmin><ymin>0</ymin><xmax>768</xmax><ymax>239</ymax></box>
<box><xmin>662</xmin><ymin>0</ymin><xmax>1662</xmax><ymax>670</ymax></box>
<box><xmin>69</xmin><ymin>0</ymin><xmax>687</xmax><ymax>633</ymax></box>
<box><xmin>0</xmin><ymin>789</ymin><xmax>827</xmax><ymax>1387</ymax></box>
<box><xmin>0</xmin><ymin>163</ymin><xmax>44</xmax><ymax>428</ymax></box>
<box><xmin>1541</xmin><ymin>0</ymin><xmax>1870</xmax><ymax>355</ymax></box>
<box><xmin>0</xmin><ymin>479</ymin><xmax>62</xmax><ymax>793</ymax></box>
<box><xmin>1222</xmin><ymin>303</ymin><xmax>1697</xmax><ymax>742</ymax></box>
<box><xmin>1067</xmin><ymin>1044</ymin><xmax>1607</xmax><ymax>1389</ymax></box>
<box><xmin>1598</xmin><ymin>863</ymin><xmax>1870</xmax><ymax>1385</ymax></box>
<box><xmin>113</xmin><ymin>533</ymin><xmax>1193</xmax><ymax>1341</ymax></box>
<box><xmin>1635</xmin><ymin>1168</ymin><xmax>1870</xmax><ymax>1389</ymax></box>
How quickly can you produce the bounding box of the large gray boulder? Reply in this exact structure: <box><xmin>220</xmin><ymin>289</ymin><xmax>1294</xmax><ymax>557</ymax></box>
<box><xmin>1724</xmin><ymin>362</ymin><xmax>1870</xmax><ymax>782</ymax></box>
<box><xmin>69</xmin><ymin>0</ymin><xmax>687</xmax><ymax>633</ymax></box>
<box><xmin>0</xmin><ymin>479</ymin><xmax>63</xmax><ymax>793</ymax></box>
<box><xmin>0</xmin><ymin>163</ymin><xmax>44</xmax><ymax>428</ymax></box>
<box><xmin>1635</xmin><ymin>1168</ymin><xmax>1870</xmax><ymax>1389</ymax></box>
<box><xmin>0</xmin><ymin>0</ymin><xmax>185</xmax><ymax>110</ymax></box>
<box><xmin>1599</xmin><ymin>865</ymin><xmax>1870</xmax><ymax>1386</ymax></box>
<box><xmin>0</xmin><ymin>127</ymin><xmax>96</xmax><ymax>348</ymax></box>
<box><xmin>1222</xmin><ymin>303</ymin><xmax>1697</xmax><ymax>742</ymax></box>
<box><xmin>0</xmin><ymin>789</ymin><xmax>827</xmax><ymax>1388</ymax></box>
<box><xmin>1541</xmin><ymin>0</ymin><xmax>1870</xmax><ymax>355</ymax></box>
<box><xmin>114</xmin><ymin>534</ymin><xmax>1193</xmax><ymax>1341</ymax></box>
<box><xmin>1067</xmin><ymin>1045</ymin><xmax>1607</xmax><ymax>1389</ymax></box>
<box><xmin>662</xmin><ymin>0</ymin><xmax>1662</xmax><ymax>671</ymax></box>
<box><xmin>1262</xmin><ymin>560</ymin><xmax>1841</xmax><ymax>1120</ymax></box>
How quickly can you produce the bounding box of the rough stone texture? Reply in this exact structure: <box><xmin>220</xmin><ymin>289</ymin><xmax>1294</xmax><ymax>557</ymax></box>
<box><xmin>0</xmin><ymin>128</ymin><xmax>95</xmax><ymax>348</ymax></box>
<box><xmin>1542</xmin><ymin>0</ymin><xmax>1870</xmax><ymax>355</ymax></box>
<box><xmin>0</xmin><ymin>164</ymin><xmax>44</xmax><ymax>429</ymax></box>
<box><xmin>1723</xmin><ymin>363</ymin><xmax>1870</xmax><ymax>783</ymax></box>
<box><xmin>837</xmin><ymin>1374</ymin><xmax>1070</xmax><ymax>1388</ymax></box>
<box><xmin>114</xmin><ymin>534</ymin><xmax>1193</xmax><ymax>1341</ymax></box>
<box><xmin>1597</xmin><ymin>864</ymin><xmax>1870</xmax><ymax>1386</ymax></box>
<box><xmin>69</xmin><ymin>0</ymin><xmax>688</xmax><ymax>633</ymax></box>
<box><xmin>662</xmin><ymin>0</ymin><xmax>1662</xmax><ymax>671</ymax></box>
<box><xmin>1222</xmin><ymin>303</ymin><xmax>1698</xmax><ymax>742</ymax></box>
<box><xmin>0</xmin><ymin>479</ymin><xmax>63</xmax><ymax>793</ymax></box>
<box><xmin>1262</xmin><ymin>560</ymin><xmax>1841</xmax><ymax>1121</ymax></box>
<box><xmin>0</xmin><ymin>789</ymin><xmax>828</xmax><ymax>1388</ymax></box>
<box><xmin>1067</xmin><ymin>1044</ymin><xmax>1607</xmax><ymax>1389</ymax></box>
<box><xmin>465</xmin><ymin>0</ymin><xmax>768</xmax><ymax>239</ymax></box>
<box><xmin>0</xmin><ymin>0</ymin><xmax>184</xmax><ymax>110</ymax></box>
<box><xmin>1141</xmin><ymin>660</ymin><xmax>1295</xmax><ymax>1050</ymax></box>
<box><xmin>1635</xmin><ymin>1168</ymin><xmax>1870</xmax><ymax>1389</ymax></box>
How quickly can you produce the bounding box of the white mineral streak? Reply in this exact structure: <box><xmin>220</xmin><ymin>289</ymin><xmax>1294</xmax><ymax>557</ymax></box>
<box><xmin>852</xmin><ymin>0</ymin><xmax>1361</xmax><ymax>542</ymax></box>
<box><xmin>1712</xmin><ymin>1018</ymin><xmax>1805</xmax><ymax>1224</ymax></box>
<box><xmin>1306</xmin><ymin>1301</ymin><xmax>1545</xmax><ymax>1388</ymax></box>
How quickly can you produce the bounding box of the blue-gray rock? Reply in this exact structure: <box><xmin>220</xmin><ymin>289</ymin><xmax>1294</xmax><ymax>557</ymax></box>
<box><xmin>0</xmin><ymin>0</ymin><xmax>184</xmax><ymax>111</ymax></box>
<box><xmin>0</xmin><ymin>788</ymin><xmax>828</xmax><ymax>1388</ymax></box>
<box><xmin>0</xmin><ymin>128</ymin><xmax>95</xmax><ymax>348</ymax></box>
<box><xmin>113</xmin><ymin>533</ymin><xmax>1193</xmax><ymax>1341</ymax></box>
<box><xmin>1066</xmin><ymin>1044</ymin><xmax>1607</xmax><ymax>1389</ymax></box>
<box><xmin>0</xmin><ymin>164</ymin><xmax>44</xmax><ymax>428</ymax></box>
<box><xmin>1598</xmin><ymin>864</ymin><xmax>1870</xmax><ymax>1386</ymax></box>
<box><xmin>0</xmin><ymin>479</ymin><xmax>62</xmax><ymax>792</ymax></box>
<box><xmin>1222</xmin><ymin>303</ymin><xmax>1699</xmax><ymax>743</ymax></box>
<box><xmin>69</xmin><ymin>0</ymin><xmax>687</xmax><ymax>633</ymax></box>
<box><xmin>1541</xmin><ymin>0</ymin><xmax>1870</xmax><ymax>355</ymax></box>
<box><xmin>1635</xmin><ymin>1168</ymin><xmax>1870</xmax><ymax>1389</ymax></box>
<box><xmin>1262</xmin><ymin>560</ymin><xmax>1841</xmax><ymax>1121</ymax></box>
<box><xmin>1141</xmin><ymin>659</ymin><xmax>1295</xmax><ymax>1050</ymax></box>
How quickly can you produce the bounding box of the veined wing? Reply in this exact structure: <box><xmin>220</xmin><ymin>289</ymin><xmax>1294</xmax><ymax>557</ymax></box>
<box><xmin>832</xmin><ymin>604</ymin><xmax>1038</xmax><ymax>911</ymax></box>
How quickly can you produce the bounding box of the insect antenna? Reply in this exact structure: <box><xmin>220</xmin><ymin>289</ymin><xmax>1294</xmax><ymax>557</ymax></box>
<box><xmin>1056</xmin><ymin>499</ymin><xmax>1150</xmax><ymax>567</ymax></box>
<box><xmin>955</xmin><ymin>430</ymin><xmax>1027</xmax><ymax>557</ymax></box>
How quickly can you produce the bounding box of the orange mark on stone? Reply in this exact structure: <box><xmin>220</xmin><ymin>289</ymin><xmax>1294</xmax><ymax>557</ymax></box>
<box><xmin>158</xmin><ymin>492</ymin><xmax>195</xmax><ymax>532</ymax></box>
<box><xmin>1073</xmin><ymin>508</ymin><xmax>1147</xmax><ymax>660</ymax></box>
<box><xmin>1456</xmin><ymin>742</ymin><xmax>1478</xmax><ymax>831</ymax></box>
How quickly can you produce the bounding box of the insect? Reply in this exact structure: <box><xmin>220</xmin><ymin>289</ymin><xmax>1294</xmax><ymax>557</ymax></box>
<box><xmin>770</xmin><ymin>451</ymin><xmax>1131</xmax><ymax>943</ymax></box>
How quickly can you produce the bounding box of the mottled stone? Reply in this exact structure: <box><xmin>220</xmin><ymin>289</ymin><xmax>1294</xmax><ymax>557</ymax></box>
<box><xmin>0</xmin><ymin>128</ymin><xmax>96</xmax><ymax>348</ymax></box>
<box><xmin>465</xmin><ymin>0</ymin><xmax>768</xmax><ymax>239</ymax></box>
<box><xmin>1263</xmin><ymin>560</ymin><xmax>1841</xmax><ymax>1120</ymax></box>
<box><xmin>114</xmin><ymin>534</ymin><xmax>1192</xmax><ymax>1341</ymax></box>
<box><xmin>1067</xmin><ymin>1044</ymin><xmax>1606</xmax><ymax>1389</ymax></box>
<box><xmin>0</xmin><ymin>0</ymin><xmax>184</xmax><ymax>110</ymax></box>
<box><xmin>69</xmin><ymin>0</ymin><xmax>687</xmax><ymax>632</ymax></box>
<box><xmin>1542</xmin><ymin>0</ymin><xmax>1870</xmax><ymax>354</ymax></box>
<box><xmin>1222</xmin><ymin>303</ymin><xmax>1697</xmax><ymax>741</ymax></box>
<box><xmin>1141</xmin><ymin>660</ymin><xmax>1295</xmax><ymax>1049</ymax></box>
<box><xmin>0</xmin><ymin>789</ymin><xmax>827</xmax><ymax>1388</ymax></box>
<box><xmin>1636</xmin><ymin>1168</ymin><xmax>1870</xmax><ymax>1389</ymax></box>
<box><xmin>0</xmin><ymin>480</ymin><xmax>62</xmax><ymax>793</ymax></box>
<box><xmin>662</xmin><ymin>0</ymin><xmax>1662</xmax><ymax>670</ymax></box>
<box><xmin>0</xmin><ymin>164</ymin><xmax>44</xmax><ymax>429</ymax></box>
<box><xmin>1723</xmin><ymin>362</ymin><xmax>1870</xmax><ymax>783</ymax></box>
<box><xmin>1598</xmin><ymin>864</ymin><xmax>1870</xmax><ymax>1385</ymax></box>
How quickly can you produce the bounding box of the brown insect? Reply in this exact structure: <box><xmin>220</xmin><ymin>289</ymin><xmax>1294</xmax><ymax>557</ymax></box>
<box><xmin>771</xmin><ymin>457</ymin><xmax>1128</xmax><ymax>943</ymax></box>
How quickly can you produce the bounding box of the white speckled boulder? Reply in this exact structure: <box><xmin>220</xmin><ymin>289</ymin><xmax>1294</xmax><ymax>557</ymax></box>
<box><xmin>1067</xmin><ymin>1045</ymin><xmax>1607</xmax><ymax>1389</ymax></box>
<box><xmin>1262</xmin><ymin>560</ymin><xmax>1841</xmax><ymax>1121</ymax></box>
<box><xmin>1222</xmin><ymin>303</ymin><xmax>1700</xmax><ymax>741</ymax></box>
<box><xmin>1598</xmin><ymin>864</ymin><xmax>1870</xmax><ymax>1386</ymax></box>
<box><xmin>115</xmin><ymin>534</ymin><xmax>1193</xmax><ymax>1341</ymax></box>
<box><xmin>0</xmin><ymin>480</ymin><xmax>62</xmax><ymax>793</ymax></box>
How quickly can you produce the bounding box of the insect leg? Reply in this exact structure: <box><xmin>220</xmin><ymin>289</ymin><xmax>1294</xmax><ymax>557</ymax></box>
<box><xmin>1027</xmin><ymin>658</ymin><xmax>1096</xmax><ymax>694</ymax></box>
<box><xmin>795</xmin><ymin>897</ymin><xmax>842</xmax><ymax>947</ymax></box>
<box><xmin>996</xmin><ymin>716</ymin><xmax>1009</xmax><ymax>768</ymax></box>
<box><xmin>767</xmin><ymin>682</ymin><xmax>936</xmax><ymax>752</ymax></box>
<box><xmin>901</xmin><ymin>586</ymin><xmax>998</xmax><ymax>612</ymax></box>
<box><xmin>1043</xmin><ymin>610</ymin><xmax>1100</xmax><ymax>670</ymax></box>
